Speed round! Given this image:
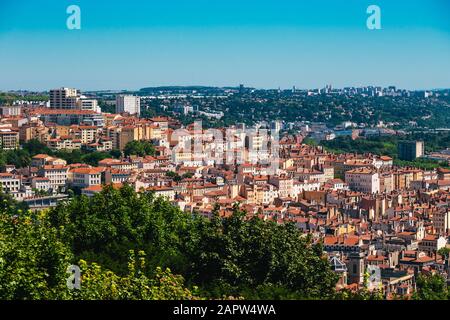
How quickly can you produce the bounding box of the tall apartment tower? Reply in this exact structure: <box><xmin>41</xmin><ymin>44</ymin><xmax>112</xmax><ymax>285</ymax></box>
<box><xmin>115</xmin><ymin>95</ymin><xmax>140</xmax><ymax>116</ymax></box>
<box><xmin>398</xmin><ymin>140</ymin><xmax>424</xmax><ymax>161</ymax></box>
<box><xmin>49</xmin><ymin>87</ymin><xmax>80</xmax><ymax>109</ymax></box>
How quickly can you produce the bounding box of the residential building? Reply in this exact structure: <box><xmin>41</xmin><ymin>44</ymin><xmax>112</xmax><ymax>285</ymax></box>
<box><xmin>116</xmin><ymin>95</ymin><xmax>140</xmax><ymax>116</ymax></box>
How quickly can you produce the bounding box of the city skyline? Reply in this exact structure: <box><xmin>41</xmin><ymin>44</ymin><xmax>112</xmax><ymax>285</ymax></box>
<box><xmin>0</xmin><ymin>0</ymin><xmax>449</xmax><ymax>91</ymax></box>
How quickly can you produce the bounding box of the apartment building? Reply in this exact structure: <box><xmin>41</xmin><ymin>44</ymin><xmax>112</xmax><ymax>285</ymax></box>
<box><xmin>77</xmin><ymin>125</ymin><xmax>98</xmax><ymax>144</ymax></box>
<box><xmin>1</xmin><ymin>105</ymin><xmax>21</xmax><ymax>116</ymax></box>
<box><xmin>417</xmin><ymin>234</ymin><xmax>447</xmax><ymax>255</ymax></box>
<box><xmin>79</xmin><ymin>99</ymin><xmax>100</xmax><ymax>112</ymax></box>
<box><xmin>269</xmin><ymin>175</ymin><xmax>294</xmax><ymax>198</ymax></box>
<box><xmin>433</xmin><ymin>209</ymin><xmax>450</xmax><ymax>236</ymax></box>
<box><xmin>0</xmin><ymin>129</ymin><xmax>19</xmax><ymax>150</ymax></box>
<box><xmin>0</xmin><ymin>173</ymin><xmax>21</xmax><ymax>192</ymax></box>
<box><xmin>147</xmin><ymin>186</ymin><xmax>175</xmax><ymax>201</ymax></box>
<box><xmin>71</xmin><ymin>167</ymin><xmax>103</xmax><ymax>188</ymax></box>
<box><xmin>104</xmin><ymin>169</ymin><xmax>131</xmax><ymax>184</ymax></box>
<box><xmin>19</xmin><ymin>122</ymin><xmax>49</xmax><ymax>143</ymax></box>
<box><xmin>50</xmin><ymin>87</ymin><xmax>79</xmax><ymax>109</ymax></box>
<box><xmin>47</xmin><ymin>137</ymin><xmax>82</xmax><ymax>150</ymax></box>
<box><xmin>38</xmin><ymin>165</ymin><xmax>69</xmax><ymax>190</ymax></box>
<box><xmin>31</xmin><ymin>154</ymin><xmax>67</xmax><ymax>168</ymax></box>
<box><xmin>398</xmin><ymin>140</ymin><xmax>424</xmax><ymax>161</ymax></box>
<box><xmin>345</xmin><ymin>168</ymin><xmax>380</xmax><ymax>194</ymax></box>
<box><xmin>31</xmin><ymin>177</ymin><xmax>51</xmax><ymax>192</ymax></box>
<box><xmin>116</xmin><ymin>95</ymin><xmax>140</xmax><ymax>116</ymax></box>
<box><xmin>30</xmin><ymin>108</ymin><xmax>104</xmax><ymax>127</ymax></box>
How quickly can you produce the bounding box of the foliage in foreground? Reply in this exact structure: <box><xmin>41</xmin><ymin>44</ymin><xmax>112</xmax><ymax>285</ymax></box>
<box><xmin>0</xmin><ymin>192</ymin><xmax>196</xmax><ymax>300</ymax></box>
<box><xmin>1</xmin><ymin>185</ymin><xmax>448</xmax><ymax>300</ymax></box>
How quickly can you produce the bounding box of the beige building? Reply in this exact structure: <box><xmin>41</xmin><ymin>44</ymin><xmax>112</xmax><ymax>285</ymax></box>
<box><xmin>0</xmin><ymin>129</ymin><xmax>19</xmax><ymax>150</ymax></box>
<box><xmin>433</xmin><ymin>209</ymin><xmax>450</xmax><ymax>236</ymax></box>
<box><xmin>269</xmin><ymin>175</ymin><xmax>293</xmax><ymax>198</ymax></box>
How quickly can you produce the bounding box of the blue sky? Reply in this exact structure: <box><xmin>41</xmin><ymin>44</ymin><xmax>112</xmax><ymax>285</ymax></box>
<box><xmin>0</xmin><ymin>0</ymin><xmax>449</xmax><ymax>91</ymax></box>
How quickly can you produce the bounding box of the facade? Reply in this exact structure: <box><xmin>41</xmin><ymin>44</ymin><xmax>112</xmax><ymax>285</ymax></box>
<box><xmin>31</xmin><ymin>177</ymin><xmax>51</xmax><ymax>192</ymax></box>
<box><xmin>1</xmin><ymin>105</ymin><xmax>21</xmax><ymax>116</ymax></box>
<box><xmin>0</xmin><ymin>129</ymin><xmax>19</xmax><ymax>149</ymax></box>
<box><xmin>31</xmin><ymin>109</ymin><xmax>104</xmax><ymax>127</ymax></box>
<box><xmin>116</xmin><ymin>95</ymin><xmax>140</xmax><ymax>116</ymax></box>
<box><xmin>38</xmin><ymin>165</ymin><xmax>69</xmax><ymax>190</ymax></box>
<box><xmin>418</xmin><ymin>235</ymin><xmax>446</xmax><ymax>255</ymax></box>
<box><xmin>80</xmin><ymin>99</ymin><xmax>100</xmax><ymax>112</ymax></box>
<box><xmin>345</xmin><ymin>168</ymin><xmax>380</xmax><ymax>194</ymax></box>
<box><xmin>433</xmin><ymin>209</ymin><xmax>450</xmax><ymax>236</ymax></box>
<box><xmin>71</xmin><ymin>168</ymin><xmax>102</xmax><ymax>188</ymax></box>
<box><xmin>50</xmin><ymin>87</ymin><xmax>79</xmax><ymax>109</ymax></box>
<box><xmin>0</xmin><ymin>173</ymin><xmax>21</xmax><ymax>192</ymax></box>
<box><xmin>147</xmin><ymin>186</ymin><xmax>175</xmax><ymax>200</ymax></box>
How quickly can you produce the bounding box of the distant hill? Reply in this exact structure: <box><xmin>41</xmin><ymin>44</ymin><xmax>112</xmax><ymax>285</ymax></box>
<box><xmin>139</xmin><ymin>85</ymin><xmax>253</xmax><ymax>94</ymax></box>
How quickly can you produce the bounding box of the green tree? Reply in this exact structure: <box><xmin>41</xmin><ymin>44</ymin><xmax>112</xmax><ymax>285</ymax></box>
<box><xmin>124</xmin><ymin>140</ymin><xmax>155</xmax><ymax>157</ymax></box>
<box><xmin>185</xmin><ymin>206</ymin><xmax>338</xmax><ymax>299</ymax></box>
<box><xmin>438</xmin><ymin>247</ymin><xmax>450</xmax><ymax>259</ymax></box>
<box><xmin>0</xmin><ymin>204</ymin><xmax>73</xmax><ymax>299</ymax></box>
<box><xmin>48</xmin><ymin>184</ymin><xmax>194</xmax><ymax>274</ymax></box>
<box><xmin>413</xmin><ymin>273</ymin><xmax>449</xmax><ymax>300</ymax></box>
<box><xmin>70</xmin><ymin>251</ymin><xmax>199</xmax><ymax>300</ymax></box>
<box><xmin>22</xmin><ymin>139</ymin><xmax>52</xmax><ymax>156</ymax></box>
<box><xmin>5</xmin><ymin>149</ymin><xmax>31</xmax><ymax>168</ymax></box>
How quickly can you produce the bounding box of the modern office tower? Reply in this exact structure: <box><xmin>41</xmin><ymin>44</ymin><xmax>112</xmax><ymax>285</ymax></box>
<box><xmin>49</xmin><ymin>87</ymin><xmax>80</xmax><ymax>109</ymax></box>
<box><xmin>115</xmin><ymin>95</ymin><xmax>140</xmax><ymax>116</ymax></box>
<box><xmin>398</xmin><ymin>140</ymin><xmax>425</xmax><ymax>161</ymax></box>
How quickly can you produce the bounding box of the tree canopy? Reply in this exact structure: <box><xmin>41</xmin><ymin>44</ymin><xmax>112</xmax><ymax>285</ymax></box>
<box><xmin>123</xmin><ymin>140</ymin><xmax>156</xmax><ymax>157</ymax></box>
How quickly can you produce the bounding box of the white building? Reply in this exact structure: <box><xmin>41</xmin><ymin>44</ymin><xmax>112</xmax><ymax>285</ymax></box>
<box><xmin>39</xmin><ymin>165</ymin><xmax>69</xmax><ymax>190</ymax></box>
<box><xmin>31</xmin><ymin>177</ymin><xmax>51</xmax><ymax>192</ymax></box>
<box><xmin>71</xmin><ymin>168</ymin><xmax>102</xmax><ymax>188</ymax></box>
<box><xmin>0</xmin><ymin>173</ymin><xmax>21</xmax><ymax>192</ymax></box>
<box><xmin>79</xmin><ymin>99</ymin><xmax>100</xmax><ymax>112</ymax></box>
<box><xmin>1</xmin><ymin>105</ymin><xmax>21</xmax><ymax>116</ymax></box>
<box><xmin>116</xmin><ymin>95</ymin><xmax>140</xmax><ymax>116</ymax></box>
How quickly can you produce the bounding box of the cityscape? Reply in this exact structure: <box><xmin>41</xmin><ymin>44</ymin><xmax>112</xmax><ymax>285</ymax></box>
<box><xmin>0</xmin><ymin>85</ymin><xmax>449</xmax><ymax>301</ymax></box>
<box><xmin>0</xmin><ymin>0</ymin><xmax>450</xmax><ymax>311</ymax></box>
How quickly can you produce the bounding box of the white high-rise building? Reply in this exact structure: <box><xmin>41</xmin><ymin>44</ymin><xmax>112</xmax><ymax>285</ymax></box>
<box><xmin>116</xmin><ymin>95</ymin><xmax>140</xmax><ymax>116</ymax></box>
<box><xmin>49</xmin><ymin>87</ymin><xmax>80</xmax><ymax>109</ymax></box>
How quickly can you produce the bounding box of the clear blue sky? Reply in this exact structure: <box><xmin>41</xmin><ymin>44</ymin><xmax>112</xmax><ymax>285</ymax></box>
<box><xmin>0</xmin><ymin>0</ymin><xmax>449</xmax><ymax>91</ymax></box>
